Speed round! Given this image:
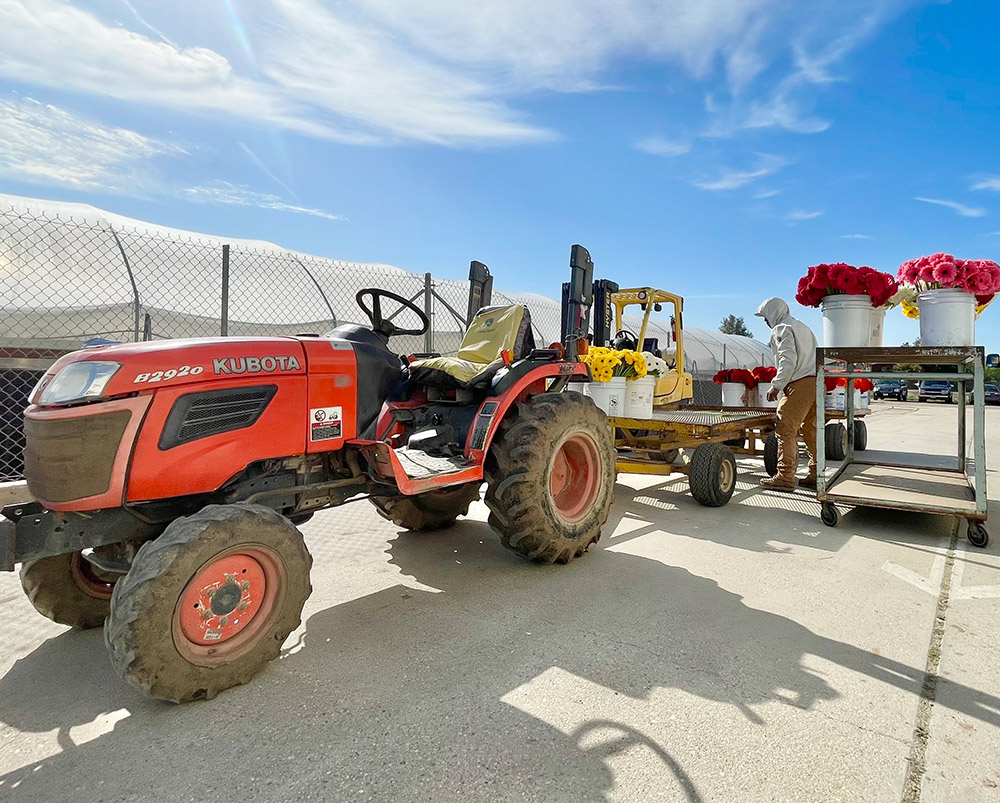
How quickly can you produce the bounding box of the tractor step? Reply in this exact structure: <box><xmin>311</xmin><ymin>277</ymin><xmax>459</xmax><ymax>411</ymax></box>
<box><xmin>393</xmin><ymin>447</ymin><xmax>472</xmax><ymax>480</ymax></box>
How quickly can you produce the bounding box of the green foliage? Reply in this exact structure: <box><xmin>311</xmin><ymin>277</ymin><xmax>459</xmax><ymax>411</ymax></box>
<box><xmin>720</xmin><ymin>314</ymin><xmax>753</xmax><ymax>338</ymax></box>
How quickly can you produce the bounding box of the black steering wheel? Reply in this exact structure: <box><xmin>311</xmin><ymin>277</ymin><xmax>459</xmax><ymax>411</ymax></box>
<box><xmin>613</xmin><ymin>328</ymin><xmax>640</xmax><ymax>350</ymax></box>
<box><xmin>356</xmin><ymin>289</ymin><xmax>430</xmax><ymax>340</ymax></box>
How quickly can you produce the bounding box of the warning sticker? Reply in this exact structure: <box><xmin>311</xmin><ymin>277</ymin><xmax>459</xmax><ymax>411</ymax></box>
<box><xmin>310</xmin><ymin>406</ymin><xmax>344</xmax><ymax>441</ymax></box>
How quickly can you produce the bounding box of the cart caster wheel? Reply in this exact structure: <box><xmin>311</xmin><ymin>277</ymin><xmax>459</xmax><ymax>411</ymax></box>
<box><xmin>967</xmin><ymin>523</ymin><xmax>989</xmax><ymax>548</ymax></box>
<box><xmin>820</xmin><ymin>503</ymin><xmax>840</xmax><ymax>528</ymax></box>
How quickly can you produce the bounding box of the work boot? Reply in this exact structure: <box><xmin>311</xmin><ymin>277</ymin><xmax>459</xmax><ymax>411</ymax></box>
<box><xmin>760</xmin><ymin>475</ymin><xmax>797</xmax><ymax>492</ymax></box>
<box><xmin>799</xmin><ymin>471</ymin><xmax>818</xmax><ymax>490</ymax></box>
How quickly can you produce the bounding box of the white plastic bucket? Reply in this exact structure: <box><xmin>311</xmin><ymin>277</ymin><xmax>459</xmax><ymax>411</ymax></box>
<box><xmin>822</xmin><ymin>295</ymin><xmax>873</xmax><ymax>348</ymax></box>
<box><xmin>567</xmin><ymin>381</ymin><xmax>589</xmax><ymax>398</ymax></box>
<box><xmin>623</xmin><ymin>376</ymin><xmax>655</xmax><ymax>418</ymax></box>
<box><xmin>721</xmin><ymin>382</ymin><xmax>748</xmax><ymax>407</ymax></box>
<box><xmin>918</xmin><ymin>288</ymin><xmax>975</xmax><ymax>346</ymax></box>
<box><xmin>826</xmin><ymin>389</ymin><xmax>865</xmax><ymax>411</ymax></box>
<box><xmin>869</xmin><ymin>306</ymin><xmax>886</xmax><ymax>348</ymax></box>
<box><xmin>756</xmin><ymin>385</ymin><xmax>778</xmax><ymax>408</ymax></box>
<box><xmin>589</xmin><ymin>377</ymin><xmax>626</xmax><ymax>416</ymax></box>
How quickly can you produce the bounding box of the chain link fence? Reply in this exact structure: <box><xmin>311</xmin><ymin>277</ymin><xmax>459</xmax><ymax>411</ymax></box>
<box><xmin>1</xmin><ymin>196</ymin><xmax>773</xmax><ymax>482</ymax></box>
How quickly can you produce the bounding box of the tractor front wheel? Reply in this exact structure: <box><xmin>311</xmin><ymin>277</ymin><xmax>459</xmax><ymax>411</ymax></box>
<box><xmin>105</xmin><ymin>504</ymin><xmax>312</xmax><ymax>703</ymax></box>
<box><xmin>370</xmin><ymin>483</ymin><xmax>480</xmax><ymax>532</ymax></box>
<box><xmin>485</xmin><ymin>392</ymin><xmax>615</xmax><ymax>563</ymax></box>
<box><xmin>20</xmin><ymin>551</ymin><xmax>116</xmax><ymax>629</ymax></box>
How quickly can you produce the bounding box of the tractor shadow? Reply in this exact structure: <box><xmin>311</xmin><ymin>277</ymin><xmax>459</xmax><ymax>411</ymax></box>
<box><xmin>0</xmin><ymin>495</ymin><xmax>997</xmax><ymax>801</ymax></box>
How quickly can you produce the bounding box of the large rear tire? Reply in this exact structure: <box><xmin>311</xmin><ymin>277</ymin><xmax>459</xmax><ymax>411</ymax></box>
<box><xmin>370</xmin><ymin>483</ymin><xmax>480</xmax><ymax>531</ymax></box>
<box><xmin>763</xmin><ymin>433</ymin><xmax>779</xmax><ymax>477</ymax></box>
<box><xmin>825</xmin><ymin>423</ymin><xmax>847</xmax><ymax>461</ymax></box>
<box><xmin>105</xmin><ymin>504</ymin><xmax>312</xmax><ymax>703</ymax></box>
<box><xmin>485</xmin><ymin>392</ymin><xmax>615</xmax><ymax>563</ymax></box>
<box><xmin>20</xmin><ymin>551</ymin><xmax>116</xmax><ymax>629</ymax></box>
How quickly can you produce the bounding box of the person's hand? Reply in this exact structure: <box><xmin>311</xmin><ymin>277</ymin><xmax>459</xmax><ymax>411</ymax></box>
<box><xmin>767</xmin><ymin>387</ymin><xmax>780</xmax><ymax>402</ymax></box>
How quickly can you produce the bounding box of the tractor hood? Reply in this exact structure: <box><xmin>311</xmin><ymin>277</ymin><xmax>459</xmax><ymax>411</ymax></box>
<box><xmin>31</xmin><ymin>337</ymin><xmax>307</xmax><ymax>407</ymax></box>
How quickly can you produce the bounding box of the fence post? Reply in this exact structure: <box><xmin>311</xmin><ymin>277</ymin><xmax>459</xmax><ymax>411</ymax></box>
<box><xmin>424</xmin><ymin>272</ymin><xmax>434</xmax><ymax>353</ymax></box>
<box><xmin>221</xmin><ymin>244</ymin><xmax>230</xmax><ymax>336</ymax></box>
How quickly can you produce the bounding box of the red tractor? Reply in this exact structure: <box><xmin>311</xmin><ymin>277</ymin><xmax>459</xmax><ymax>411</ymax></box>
<box><xmin>1</xmin><ymin>247</ymin><xmax>616</xmax><ymax>702</ymax></box>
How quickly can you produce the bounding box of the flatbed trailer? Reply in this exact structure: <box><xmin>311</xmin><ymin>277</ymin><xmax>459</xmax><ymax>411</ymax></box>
<box><xmin>609</xmin><ymin>402</ymin><xmax>872</xmax><ymax>506</ymax></box>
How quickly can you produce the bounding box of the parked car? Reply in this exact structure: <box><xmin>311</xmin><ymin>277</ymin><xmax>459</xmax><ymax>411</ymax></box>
<box><xmin>873</xmin><ymin>379</ymin><xmax>907</xmax><ymax>401</ymax></box>
<box><xmin>917</xmin><ymin>380</ymin><xmax>973</xmax><ymax>404</ymax></box>
<box><xmin>985</xmin><ymin>383</ymin><xmax>1000</xmax><ymax>405</ymax></box>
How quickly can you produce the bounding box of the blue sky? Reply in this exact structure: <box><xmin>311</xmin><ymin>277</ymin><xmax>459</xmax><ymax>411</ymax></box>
<box><xmin>1</xmin><ymin>0</ymin><xmax>998</xmax><ymax>345</ymax></box>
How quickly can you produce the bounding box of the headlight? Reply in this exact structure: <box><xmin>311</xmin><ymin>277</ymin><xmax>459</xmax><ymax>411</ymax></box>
<box><xmin>38</xmin><ymin>361</ymin><xmax>121</xmax><ymax>405</ymax></box>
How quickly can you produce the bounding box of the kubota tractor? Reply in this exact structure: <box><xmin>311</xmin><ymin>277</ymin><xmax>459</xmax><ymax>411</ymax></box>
<box><xmin>1</xmin><ymin>247</ymin><xmax>616</xmax><ymax>702</ymax></box>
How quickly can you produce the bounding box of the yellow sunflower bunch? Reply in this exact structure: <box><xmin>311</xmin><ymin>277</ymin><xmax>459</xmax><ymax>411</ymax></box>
<box><xmin>582</xmin><ymin>346</ymin><xmax>621</xmax><ymax>382</ymax></box>
<box><xmin>901</xmin><ymin>299</ymin><xmax>919</xmax><ymax>319</ymax></box>
<box><xmin>616</xmin><ymin>349</ymin><xmax>648</xmax><ymax>379</ymax></box>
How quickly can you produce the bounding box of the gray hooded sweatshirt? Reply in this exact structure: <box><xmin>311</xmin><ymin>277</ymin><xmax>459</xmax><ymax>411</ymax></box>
<box><xmin>755</xmin><ymin>297</ymin><xmax>818</xmax><ymax>393</ymax></box>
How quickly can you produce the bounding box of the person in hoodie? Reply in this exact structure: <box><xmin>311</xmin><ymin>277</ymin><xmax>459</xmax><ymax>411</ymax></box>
<box><xmin>754</xmin><ymin>297</ymin><xmax>819</xmax><ymax>491</ymax></box>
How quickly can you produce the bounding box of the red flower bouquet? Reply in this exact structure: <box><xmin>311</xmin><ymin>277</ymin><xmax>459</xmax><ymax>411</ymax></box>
<box><xmin>713</xmin><ymin>368</ymin><xmax>757</xmax><ymax>388</ymax></box>
<box><xmin>824</xmin><ymin>376</ymin><xmax>874</xmax><ymax>393</ymax></box>
<box><xmin>751</xmin><ymin>366</ymin><xmax>777</xmax><ymax>386</ymax></box>
<box><xmin>897</xmin><ymin>253</ymin><xmax>1000</xmax><ymax>306</ymax></box>
<box><xmin>796</xmin><ymin>263</ymin><xmax>898</xmax><ymax>309</ymax></box>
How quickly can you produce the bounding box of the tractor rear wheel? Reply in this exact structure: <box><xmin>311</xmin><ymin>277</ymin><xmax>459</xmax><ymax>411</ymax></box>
<box><xmin>370</xmin><ymin>483</ymin><xmax>480</xmax><ymax>532</ymax></box>
<box><xmin>105</xmin><ymin>504</ymin><xmax>312</xmax><ymax>703</ymax></box>
<box><xmin>485</xmin><ymin>392</ymin><xmax>615</xmax><ymax>563</ymax></box>
<box><xmin>20</xmin><ymin>551</ymin><xmax>116</xmax><ymax>629</ymax></box>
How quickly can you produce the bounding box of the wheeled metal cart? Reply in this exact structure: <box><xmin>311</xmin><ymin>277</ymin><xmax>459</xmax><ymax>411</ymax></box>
<box><xmin>815</xmin><ymin>346</ymin><xmax>989</xmax><ymax>547</ymax></box>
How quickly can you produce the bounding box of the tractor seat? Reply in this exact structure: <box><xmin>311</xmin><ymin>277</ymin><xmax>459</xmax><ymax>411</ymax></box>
<box><xmin>409</xmin><ymin>304</ymin><xmax>535</xmax><ymax>390</ymax></box>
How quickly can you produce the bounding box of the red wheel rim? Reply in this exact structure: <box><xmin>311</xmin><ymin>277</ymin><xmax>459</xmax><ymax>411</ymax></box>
<box><xmin>70</xmin><ymin>552</ymin><xmax>115</xmax><ymax>600</ymax></box>
<box><xmin>173</xmin><ymin>547</ymin><xmax>284</xmax><ymax>666</ymax></box>
<box><xmin>548</xmin><ymin>431</ymin><xmax>601</xmax><ymax>523</ymax></box>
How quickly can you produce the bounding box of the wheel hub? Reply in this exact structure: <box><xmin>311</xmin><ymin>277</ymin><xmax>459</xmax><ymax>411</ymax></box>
<box><xmin>177</xmin><ymin>554</ymin><xmax>266</xmax><ymax>645</ymax></box>
<box><xmin>549</xmin><ymin>432</ymin><xmax>601</xmax><ymax>523</ymax></box>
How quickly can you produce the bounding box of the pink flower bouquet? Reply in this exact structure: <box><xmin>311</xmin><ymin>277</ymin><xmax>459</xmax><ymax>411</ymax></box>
<box><xmin>896</xmin><ymin>253</ymin><xmax>1000</xmax><ymax>308</ymax></box>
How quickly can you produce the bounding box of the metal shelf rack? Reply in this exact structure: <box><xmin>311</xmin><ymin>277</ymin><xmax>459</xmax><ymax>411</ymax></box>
<box><xmin>815</xmin><ymin>346</ymin><xmax>989</xmax><ymax>547</ymax></box>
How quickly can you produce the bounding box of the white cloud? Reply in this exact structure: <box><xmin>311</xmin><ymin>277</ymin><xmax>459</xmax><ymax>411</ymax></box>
<box><xmin>787</xmin><ymin>209</ymin><xmax>823</xmax><ymax>221</ymax></box>
<box><xmin>0</xmin><ymin>0</ymin><xmax>923</xmax><ymax>148</ymax></box>
<box><xmin>634</xmin><ymin>136</ymin><xmax>691</xmax><ymax>157</ymax></box>
<box><xmin>988</xmin><ymin>231</ymin><xmax>1000</xmax><ymax>237</ymax></box>
<box><xmin>971</xmin><ymin>176</ymin><xmax>1000</xmax><ymax>192</ymax></box>
<box><xmin>693</xmin><ymin>153</ymin><xmax>786</xmax><ymax>191</ymax></box>
<box><xmin>0</xmin><ymin>96</ymin><xmax>181</xmax><ymax>191</ymax></box>
<box><xmin>183</xmin><ymin>181</ymin><xmax>343</xmax><ymax>221</ymax></box>
<box><xmin>914</xmin><ymin>197</ymin><xmax>987</xmax><ymax>218</ymax></box>
<box><xmin>754</xmin><ymin>189</ymin><xmax>780</xmax><ymax>199</ymax></box>
<box><xmin>840</xmin><ymin>233</ymin><xmax>873</xmax><ymax>239</ymax></box>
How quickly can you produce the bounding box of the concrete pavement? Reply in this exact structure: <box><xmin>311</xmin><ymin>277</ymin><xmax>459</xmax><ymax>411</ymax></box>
<box><xmin>0</xmin><ymin>401</ymin><xmax>997</xmax><ymax>802</ymax></box>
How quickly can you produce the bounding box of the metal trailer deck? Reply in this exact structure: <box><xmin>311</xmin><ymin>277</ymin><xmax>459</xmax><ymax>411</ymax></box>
<box><xmin>815</xmin><ymin>346</ymin><xmax>989</xmax><ymax>547</ymax></box>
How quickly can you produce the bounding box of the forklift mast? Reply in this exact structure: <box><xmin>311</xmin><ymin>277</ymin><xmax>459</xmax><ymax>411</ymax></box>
<box><xmin>466</xmin><ymin>260</ymin><xmax>493</xmax><ymax>322</ymax></box>
<box><xmin>591</xmin><ymin>279</ymin><xmax>620</xmax><ymax>347</ymax></box>
<box><xmin>560</xmin><ymin>245</ymin><xmax>595</xmax><ymax>351</ymax></box>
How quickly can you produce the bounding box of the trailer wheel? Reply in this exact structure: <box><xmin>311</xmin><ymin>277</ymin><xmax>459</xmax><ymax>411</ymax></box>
<box><xmin>688</xmin><ymin>444</ymin><xmax>737</xmax><ymax>507</ymax></box>
<box><xmin>105</xmin><ymin>504</ymin><xmax>312</xmax><ymax>703</ymax></box>
<box><xmin>370</xmin><ymin>483</ymin><xmax>480</xmax><ymax>532</ymax></box>
<box><xmin>968</xmin><ymin>523</ymin><xmax>989</xmax><ymax>548</ymax></box>
<box><xmin>853</xmin><ymin>420</ymin><xmax>868</xmax><ymax>452</ymax></box>
<box><xmin>20</xmin><ymin>552</ymin><xmax>116</xmax><ymax>629</ymax></box>
<box><xmin>821</xmin><ymin>503</ymin><xmax>840</xmax><ymax>527</ymax></box>
<box><xmin>825</xmin><ymin>423</ymin><xmax>847</xmax><ymax>461</ymax></box>
<box><xmin>485</xmin><ymin>392</ymin><xmax>615</xmax><ymax>563</ymax></box>
<box><xmin>763</xmin><ymin>433</ymin><xmax>779</xmax><ymax>477</ymax></box>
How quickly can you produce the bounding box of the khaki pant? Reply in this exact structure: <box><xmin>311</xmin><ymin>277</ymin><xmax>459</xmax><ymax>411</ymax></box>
<box><xmin>775</xmin><ymin>375</ymin><xmax>818</xmax><ymax>481</ymax></box>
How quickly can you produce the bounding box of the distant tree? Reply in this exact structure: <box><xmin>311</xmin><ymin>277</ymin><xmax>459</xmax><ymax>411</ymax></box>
<box><xmin>720</xmin><ymin>315</ymin><xmax>753</xmax><ymax>338</ymax></box>
<box><xmin>896</xmin><ymin>340</ymin><xmax>923</xmax><ymax>380</ymax></box>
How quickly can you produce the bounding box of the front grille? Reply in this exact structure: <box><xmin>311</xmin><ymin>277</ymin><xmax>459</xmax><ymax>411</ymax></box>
<box><xmin>24</xmin><ymin>411</ymin><xmax>131</xmax><ymax>502</ymax></box>
<box><xmin>159</xmin><ymin>386</ymin><xmax>277</xmax><ymax>450</ymax></box>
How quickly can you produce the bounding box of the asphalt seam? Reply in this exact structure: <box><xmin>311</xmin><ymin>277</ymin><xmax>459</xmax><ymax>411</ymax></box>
<box><xmin>901</xmin><ymin>521</ymin><xmax>960</xmax><ymax>803</ymax></box>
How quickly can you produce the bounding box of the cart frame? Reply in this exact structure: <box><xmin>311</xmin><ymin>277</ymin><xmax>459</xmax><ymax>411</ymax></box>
<box><xmin>815</xmin><ymin>346</ymin><xmax>988</xmax><ymax>546</ymax></box>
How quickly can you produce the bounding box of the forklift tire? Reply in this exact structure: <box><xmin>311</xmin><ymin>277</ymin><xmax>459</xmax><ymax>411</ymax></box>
<box><xmin>105</xmin><ymin>504</ymin><xmax>312</xmax><ymax>703</ymax></box>
<box><xmin>853</xmin><ymin>420</ymin><xmax>868</xmax><ymax>452</ymax></box>
<box><xmin>370</xmin><ymin>483</ymin><xmax>480</xmax><ymax>532</ymax></box>
<box><xmin>485</xmin><ymin>392</ymin><xmax>615</xmax><ymax>563</ymax></box>
<box><xmin>688</xmin><ymin>444</ymin><xmax>738</xmax><ymax>507</ymax></box>
<box><xmin>825</xmin><ymin>423</ymin><xmax>847</xmax><ymax>462</ymax></box>
<box><xmin>763</xmin><ymin>433</ymin><xmax>779</xmax><ymax>477</ymax></box>
<box><xmin>20</xmin><ymin>551</ymin><xmax>116</xmax><ymax>629</ymax></box>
